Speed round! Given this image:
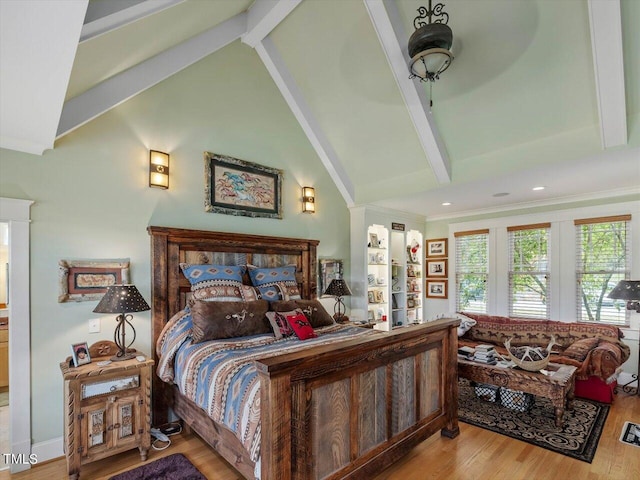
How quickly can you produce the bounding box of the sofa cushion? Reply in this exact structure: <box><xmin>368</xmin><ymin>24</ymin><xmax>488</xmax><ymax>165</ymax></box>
<box><xmin>563</xmin><ymin>337</ymin><xmax>600</xmax><ymax>362</ymax></box>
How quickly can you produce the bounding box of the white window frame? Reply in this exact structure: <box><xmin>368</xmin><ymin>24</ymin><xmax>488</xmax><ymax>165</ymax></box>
<box><xmin>508</xmin><ymin>223</ymin><xmax>551</xmax><ymax>319</ymax></box>
<box><xmin>454</xmin><ymin>229</ymin><xmax>489</xmax><ymax>314</ymax></box>
<box><xmin>575</xmin><ymin>215</ymin><xmax>631</xmax><ymax>325</ymax></box>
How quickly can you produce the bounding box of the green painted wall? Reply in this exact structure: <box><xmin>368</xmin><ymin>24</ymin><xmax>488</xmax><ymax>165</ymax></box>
<box><xmin>0</xmin><ymin>41</ymin><xmax>350</xmax><ymax>443</ymax></box>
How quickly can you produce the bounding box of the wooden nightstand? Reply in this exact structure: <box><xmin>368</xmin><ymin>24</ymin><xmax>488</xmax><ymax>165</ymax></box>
<box><xmin>59</xmin><ymin>342</ymin><xmax>153</xmax><ymax>480</ymax></box>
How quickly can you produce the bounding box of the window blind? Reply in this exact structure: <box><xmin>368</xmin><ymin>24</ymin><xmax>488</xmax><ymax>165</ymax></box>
<box><xmin>454</xmin><ymin>230</ymin><xmax>489</xmax><ymax>313</ymax></box>
<box><xmin>575</xmin><ymin>216</ymin><xmax>631</xmax><ymax>324</ymax></box>
<box><xmin>508</xmin><ymin>225</ymin><xmax>550</xmax><ymax>319</ymax></box>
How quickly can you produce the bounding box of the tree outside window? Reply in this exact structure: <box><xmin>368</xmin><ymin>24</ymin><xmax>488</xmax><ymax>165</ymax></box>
<box><xmin>455</xmin><ymin>230</ymin><xmax>488</xmax><ymax>313</ymax></box>
<box><xmin>508</xmin><ymin>224</ymin><xmax>550</xmax><ymax>319</ymax></box>
<box><xmin>576</xmin><ymin>216</ymin><xmax>630</xmax><ymax>325</ymax></box>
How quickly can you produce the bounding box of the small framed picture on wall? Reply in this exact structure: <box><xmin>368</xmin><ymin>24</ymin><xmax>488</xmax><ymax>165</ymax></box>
<box><xmin>426</xmin><ymin>259</ymin><xmax>447</xmax><ymax>278</ymax></box>
<box><xmin>426</xmin><ymin>238</ymin><xmax>447</xmax><ymax>258</ymax></box>
<box><xmin>426</xmin><ymin>280</ymin><xmax>447</xmax><ymax>299</ymax></box>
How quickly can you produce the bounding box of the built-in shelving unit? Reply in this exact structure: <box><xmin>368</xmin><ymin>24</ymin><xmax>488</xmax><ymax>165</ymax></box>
<box><xmin>350</xmin><ymin>206</ymin><xmax>426</xmax><ymax>331</ymax></box>
<box><xmin>367</xmin><ymin>224</ymin><xmax>389</xmax><ymax>327</ymax></box>
<box><xmin>405</xmin><ymin>229</ymin><xmax>423</xmax><ymax>324</ymax></box>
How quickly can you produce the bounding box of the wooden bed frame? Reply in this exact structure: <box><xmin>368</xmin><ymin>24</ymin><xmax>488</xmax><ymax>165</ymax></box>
<box><xmin>149</xmin><ymin>226</ymin><xmax>459</xmax><ymax>480</ymax></box>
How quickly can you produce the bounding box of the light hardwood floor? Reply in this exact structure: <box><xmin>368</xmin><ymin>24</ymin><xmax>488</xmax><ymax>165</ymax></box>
<box><xmin>3</xmin><ymin>392</ymin><xmax>639</xmax><ymax>480</ymax></box>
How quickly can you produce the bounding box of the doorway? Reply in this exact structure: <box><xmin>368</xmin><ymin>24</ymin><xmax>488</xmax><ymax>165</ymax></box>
<box><xmin>0</xmin><ymin>221</ymin><xmax>8</xmax><ymax>470</ymax></box>
<box><xmin>0</xmin><ymin>198</ymin><xmax>33</xmax><ymax>473</ymax></box>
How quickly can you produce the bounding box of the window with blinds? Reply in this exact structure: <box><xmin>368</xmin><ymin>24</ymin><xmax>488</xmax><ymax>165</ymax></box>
<box><xmin>575</xmin><ymin>215</ymin><xmax>631</xmax><ymax>325</ymax></box>
<box><xmin>455</xmin><ymin>230</ymin><xmax>488</xmax><ymax>313</ymax></box>
<box><xmin>508</xmin><ymin>223</ymin><xmax>550</xmax><ymax>319</ymax></box>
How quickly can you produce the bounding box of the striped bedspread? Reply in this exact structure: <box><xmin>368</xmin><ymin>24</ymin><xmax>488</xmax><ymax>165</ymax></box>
<box><xmin>156</xmin><ymin>308</ymin><xmax>372</xmax><ymax>463</ymax></box>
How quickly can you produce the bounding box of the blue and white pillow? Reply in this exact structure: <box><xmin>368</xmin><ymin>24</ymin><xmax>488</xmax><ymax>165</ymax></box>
<box><xmin>179</xmin><ymin>264</ymin><xmax>247</xmax><ymax>302</ymax></box>
<box><xmin>247</xmin><ymin>264</ymin><xmax>301</xmax><ymax>302</ymax></box>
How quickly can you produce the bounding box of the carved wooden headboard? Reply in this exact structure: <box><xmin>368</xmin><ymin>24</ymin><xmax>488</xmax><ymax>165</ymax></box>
<box><xmin>147</xmin><ymin>226</ymin><xmax>319</xmax><ymax>361</ymax></box>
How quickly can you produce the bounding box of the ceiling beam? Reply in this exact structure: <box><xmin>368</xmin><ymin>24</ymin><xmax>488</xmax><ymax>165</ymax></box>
<box><xmin>587</xmin><ymin>0</ymin><xmax>627</xmax><ymax>149</ymax></box>
<box><xmin>364</xmin><ymin>0</ymin><xmax>451</xmax><ymax>184</ymax></box>
<box><xmin>0</xmin><ymin>0</ymin><xmax>88</xmax><ymax>155</ymax></box>
<box><xmin>255</xmin><ymin>37</ymin><xmax>355</xmax><ymax>206</ymax></box>
<box><xmin>242</xmin><ymin>0</ymin><xmax>302</xmax><ymax>48</ymax></box>
<box><xmin>57</xmin><ymin>12</ymin><xmax>246</xmax><ymax>140</ymax></box>
<box><xmin>80</xmin><ymin>0</ymin><xmax>186</xmax><ymax>43</ymax></box>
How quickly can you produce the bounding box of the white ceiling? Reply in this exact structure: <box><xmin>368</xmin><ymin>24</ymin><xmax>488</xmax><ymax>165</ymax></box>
<box><xmin>1</xmin><ymin>0</ymin><xmax>638</xmax><ymax>219</ymax></box>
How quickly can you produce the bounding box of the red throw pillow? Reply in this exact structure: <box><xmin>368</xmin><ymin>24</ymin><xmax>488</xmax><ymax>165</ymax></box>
<box><xmin>283</xmin><ymin>312</ymin><xmax>317</xmax><ymax>340</ymax></box>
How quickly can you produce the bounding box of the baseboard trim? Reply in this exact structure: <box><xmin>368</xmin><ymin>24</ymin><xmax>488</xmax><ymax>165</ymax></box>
<box><xmin>32</xmin><ymin>437</ymin><xmax>64</xmax><ymax>464</ymax></box>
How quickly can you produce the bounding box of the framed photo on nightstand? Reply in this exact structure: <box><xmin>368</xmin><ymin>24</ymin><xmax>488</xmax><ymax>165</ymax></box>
<box><xmin>71</xmin><ymin>342</ymin><xmax>91</xmax><ymax>367</ymax></box>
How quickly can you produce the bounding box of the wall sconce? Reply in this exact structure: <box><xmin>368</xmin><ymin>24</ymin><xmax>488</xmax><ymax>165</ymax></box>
<box><xmin>149</xmin><ymin>150</ymin><xmax>169</xmax><ymax>189</ymax></box>
<box><xmin>302</xmin><ymin>186</ymin><xmax>315</xmax><ymax>213</ymax></box>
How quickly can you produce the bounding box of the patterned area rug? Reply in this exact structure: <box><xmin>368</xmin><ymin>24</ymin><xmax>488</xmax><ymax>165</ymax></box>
<box><xmin>458</xmin><ymin>378</ymin><xmax>609</xmax><ymax>463</ymax></box>
<box><xmin>109</xmin><ymin>453</ymin><xmax>206</xmax><ymax>480</ymax></box>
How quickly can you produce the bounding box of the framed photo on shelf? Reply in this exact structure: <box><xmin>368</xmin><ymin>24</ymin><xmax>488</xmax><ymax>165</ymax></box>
<box><xmin>407</xmin><ymin>297</ymin><xmax>415</xmax><ymax>308</ymax></box>
<box><xmin>374</xmin><ymin>290</ymin><xmax>384</xmax><ymax>303</ymax></box>
<box><xmin>369</xmin><ymin>233</ymin><xmax>379</xmax><ymax>248</ymax></box>
<box><xmin>368</xmin><ymin>291</ymin><xmax>375</xmax><ymax>303</ymax></box>
<box><xmin>70</xmin><ymin>341</ymin><xmax>91</xmax><ymax>367</ymax></box>
<box><xmin>426</xmin><ymin>238</ymin><xmax>447</xmax><ymax>258</ymax></box>
<box><xmin>368</xmin><ymin>253</ymin><xmax>377</xmax><ymax>264</ymax></box>
<box><xmin>367</xmin><ymin>310</ymin><xmax>375</xmax><ymax>322</ymax></box>
<box><xmin>426</xmin><ymin>259</ymin><xmax>447</xmax><ymax>278</ymax></box>
<box><xmin>426</xmin><ymin>280</ymin><xmax>447</xmax><ymax>299</ymax></box>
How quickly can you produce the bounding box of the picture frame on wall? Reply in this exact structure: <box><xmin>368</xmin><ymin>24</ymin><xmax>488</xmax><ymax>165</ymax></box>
<box><xmin>204</xmin><ymin>152</ymin><xmax>283</xmax><ymax>219</ymax></box>
<box><xmin>426</xmin><ymin>259</ymin><xmax>447</xmax><ymax>278</ymax></box>
<box><xmin>58</xmin><ymin>259</ymin><xmax>130</xmax><ymax>303</ymax></box>
<box><xmin>319</xmin><ymin>258</ymin><xmax>343</xmax><ymax>297</ymax></box>
<box><xmin>426</xmin><ymin>238</ymin><xmax>447</xmax><ymax>258</ymax></box>
<box><xmin>70</xmin><ymin>341</ymin><xmax>91</xmax><ymax>367</ymax></box>
<box><xmin>426</xmin><ymin>280</ymin><xmax>448</xmax><ymax>299</ymax></box>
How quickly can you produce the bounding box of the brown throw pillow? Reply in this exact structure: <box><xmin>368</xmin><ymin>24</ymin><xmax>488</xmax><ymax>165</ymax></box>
<box><xmin>190</xmin><ymin>300</ymin><xmax>270</xmax><ymax>343</ymax></box>
<box><xmin>562</xmin><ymin>337</ymin><xmax>600</xmax><ymax>362</ymax></box>
<box><xmin>270</xmin><ymin>299</ymin><xmax>335</xmax><ymax>328</ymax></box>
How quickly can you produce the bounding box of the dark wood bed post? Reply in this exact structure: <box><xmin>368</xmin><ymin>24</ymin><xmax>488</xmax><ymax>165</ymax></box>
<box><xmin>149</xmin><ymin>227</ymin><xmax>171</xmax><ymax>426</ymax></box>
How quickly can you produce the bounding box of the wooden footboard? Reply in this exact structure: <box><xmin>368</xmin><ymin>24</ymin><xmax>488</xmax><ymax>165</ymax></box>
<box><xmin>257</xmin><ymin>318</ymin><xmax>459</xmax><ymax>480</ymax></box>
<box><xmin>148</xmin><ymin>226</ymin><xmax>459</xmax><ymax>479</ymax></box>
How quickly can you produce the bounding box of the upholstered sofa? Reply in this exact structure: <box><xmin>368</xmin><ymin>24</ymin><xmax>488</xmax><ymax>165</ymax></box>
<box><xmin>456</xmin><ymin>312</ymin><xmax>630</xmax><ymax>403</ymax></box>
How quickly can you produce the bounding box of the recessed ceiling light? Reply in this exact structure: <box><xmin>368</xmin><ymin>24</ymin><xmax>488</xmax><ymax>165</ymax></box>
<box><xmin>493</xmin><ymin>192</ymin><xmax>510</xmax><ymax>197</ymax></box>
<box><xmin>442</xmin><ymin>202</ymin><xmax>452</xmax><ymax>206</ymax></box>
<box><xmin>533</xmin><ymin>186</ymin><xmax>546</xmax><ymax>191</ymax></box>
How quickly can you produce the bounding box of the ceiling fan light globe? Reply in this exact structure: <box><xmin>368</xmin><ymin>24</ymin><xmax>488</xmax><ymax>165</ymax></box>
<box><xmin>409</xmin><ymin>48</ymin><xmax>453</xmax><ymax>81</ymax></box>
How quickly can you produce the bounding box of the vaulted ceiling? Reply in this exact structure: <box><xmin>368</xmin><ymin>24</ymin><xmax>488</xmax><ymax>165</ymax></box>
<box><xmin>1</xmin><ymin>0</ymin><xmax>638</xmax><ymax>219</ymax></box>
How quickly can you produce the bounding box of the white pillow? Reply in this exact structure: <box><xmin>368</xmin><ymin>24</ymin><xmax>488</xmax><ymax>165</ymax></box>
<box><xmin>433</xmin><ymin>312</ymin><xmax>476</xmax><ymax>337</ymax></box>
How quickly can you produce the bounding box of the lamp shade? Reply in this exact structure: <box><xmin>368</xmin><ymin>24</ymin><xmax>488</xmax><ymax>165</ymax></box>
<box><xmin>93</xmin><ymin>284</ymin><xmax>150</xmax><ymax>314</ymax></box>
<box><xmin>323</xmin><ymin>279</ymin><xmax>352</xmax><ymax>297</ymax></box>
<box><xmin>608</xmin><ymin>280</ymin><xmax>640</xmax><ymax>301</ymax></box>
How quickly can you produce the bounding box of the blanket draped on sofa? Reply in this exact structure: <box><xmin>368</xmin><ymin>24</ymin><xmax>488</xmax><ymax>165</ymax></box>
<box><xmin>457</xmin><ymin>312</ymin><xmax>630</xmax><ymax>403</ymax></box>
